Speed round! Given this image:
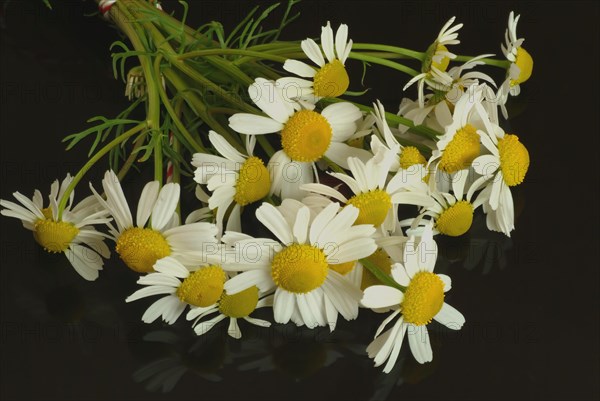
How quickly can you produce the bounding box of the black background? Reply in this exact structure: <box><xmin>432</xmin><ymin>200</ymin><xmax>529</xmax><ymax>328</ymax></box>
<box><xmin>1</xmin><ymin>1</ymin><xmax>599</xmax><ymax>400</ymax></box>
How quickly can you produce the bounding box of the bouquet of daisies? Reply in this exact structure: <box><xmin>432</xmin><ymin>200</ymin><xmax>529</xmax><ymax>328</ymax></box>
<box><xmin>1</xmin><ymin>0</ymin><xmax>532</xmax><ymax>373</ymax></box>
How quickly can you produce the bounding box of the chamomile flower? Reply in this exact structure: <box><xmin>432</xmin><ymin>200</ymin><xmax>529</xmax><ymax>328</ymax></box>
<box><xmin>187</xmin><ymin>288</ymin><xmax>273</xmax><ymax>339</ymax></box>
<box><xmin>472</xmin><ymin>129</ymin><xmax>530</xmax><ymax>236</ymax></box>
<box><xmin>362</xmin><ymin>227</ymin><xmax>465</xmax><ymax>371</ymax></box>
<box><xmin>402</xmin><ymin>171</ymin><xmax>490</xmax><ymax>237</ymax></box>
<box><xmin>404</xmin><ymin>17</ymin><xmax>463</xmax><ymax>107</ymax></box>
<box><xmin>500</xmin><ymin>11</ymin><xmax>533</xmax><ymax>98</ymax></box>
<box><xmin>221</xmin><ymin>201</ymin><xmax>377</xmax><ymax>331</ymax></box>
<box><xmin>370</xmin><ymin>100</ymin><xmax>430</xmax><ymax>173</ymax></box>
<box><xmin>279</xmin><ymin>21</ymin><xmax>353</xmax><ymax>102</ymax></box>
<box><xmin>192</xmin><ymin>131</ymin><xmax>271</xmax><ymax>235</ymax></box>
<box><xmin>0</xmin><ymin>174</ymin><xmax>111</xmax><ymax>281</ymax></box>
<box><xmin>301</xmin><ymin>157</ymin><xmax>434</xmax><ymax>231</ymax></box>
<box><xmin>126</xmin><ymin>256</ymin><xmax>226</xmax><ymax>324</ymax></box>
<box><xmin>91</xmin><ymin>170</ymin><xmax>218</xmax><ymax>272</ymax></box>
<box><xmin>427</xmin><ymin>86</ymin><xmax>495</xmax><ymax>194</ymax></box>
<box><xmin>229</xmin><ymin>78</ymin><xmax>370</xmax><ymax>200</ymax></box>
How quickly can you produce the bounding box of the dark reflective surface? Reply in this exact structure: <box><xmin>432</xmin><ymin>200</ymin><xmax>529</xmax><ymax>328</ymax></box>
<box><xmin>1</xmin><ymin>1</ymin><xmax>598</xmax><ymax>399</ymax></box>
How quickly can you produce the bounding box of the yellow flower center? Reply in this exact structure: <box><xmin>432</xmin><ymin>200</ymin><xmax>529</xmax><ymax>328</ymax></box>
<box><xmin>177</xmin><ymin>265</ymin><xmax>225</xmax><ymax>307</ymax></box>
<box><xmin>438</xmin><ymin>124</ymin><xmax>480</xmax><ymax>173</ymax></box>
<box><xmin>218</xmin><ymin>286</ymin><xmax>259</xmax><ymax>318</ymax></box>
<box><xmin>435</xmin><ymin>200</ymin><xmax>474</xmax><ymax>237</ymax></box>
<box><xmin>329</xmin><ymin>260</ymin><xmax>356</xmax><ymax>276</ymax></box>
<box><xmin>360</xmin><ymin>248</ymin><xmax>392</xmax><ymax>290</ymax></box>
<box><xmin>116</xmin><ymin>227</ymin><xmax>171</xmax><ymax>273</ymax></box>
<box><xmin>432</xmin><ymin>44</ymin><xmax>450</xmax><ymax>71</ymax></box>
<box><xmin>34</xmin><ymin>219</ymin><xmax>79</xmax><ymax>253</ymax></box>
<box><xmin>399</xmin><ymin>146</ymin><xmax>427</xmax><ymax>169</ymax></box>
<box><xmin>511</xmin><ymin>47</ymin><xmax>533</xmax><ymax>86</ymax></box>
<box><xmin>281</xmin><ymin>110</ymin><xmax>333</xmax><ymax>162</ymax></box>
<box><xmin>401</xmin><ymin>271</ymin><xmax>445</xmax><ymax>326</ymax></box>
<box><xmin>346</xmin><ymin>189</ymin><xmax>392</xmax><ymax>226</ymax></box>
<box><xmin>313</xmin><ymin>59</ymin><xmax>350</xmax><ymax>98</ymax></box>
<box><xmin>41</xmin><ymin>207</ymin><xmax>53</xmax><ymax>220</ymax></box>
<box><xmin>233</xmin><ymin>156</ymin><xmax>271</xmax><ymax>206</ymax></box>
<box><xmin>271</xmin><ymin>244</ymin><xmax>328</xmax><ymax>293</ymax></box>
<box><xmin>498</xmin><ymin>134</ymin><xmax>530</xmax><ymax>187</ymax></box>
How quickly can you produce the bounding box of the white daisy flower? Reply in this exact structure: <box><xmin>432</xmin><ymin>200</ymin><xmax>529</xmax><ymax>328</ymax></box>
<box><xmin>427</xmin><ymin>85</ymin><xmax>497</xmax><ymax>194</ymax></box>
<box><xmin>125</xmin><ymin>256</ymin><xmax>227</xmax><ymax>325</ymax></box>
<box><xmin>441</xmin><ymin>54</ymin><xmax>498</xmax><ymax>103</ymax></box>
<box><xmin>472</xmin><ymin>128</ymin><xmax>530</xmax><ymax>236</ymax></box>
<box><xmin>229</xmin><ymin>78</ymin><xmax>371</xmax><ymax>200</ymax></box>
<box><xmin>192</xmin><ymin>131</ymin><xmax>271</xmax><ymax>235</ymax></box>
<box><xmin>499</xmin><ymin>11</ymin><xmax>533</xmax><ymax>101</ymax></box>
<box><xmin>301</xmin><ymin>157</ymin><xmax>434</xmax><ymax>231</ymax></box>
<box><xmin>0</xmin><ymin>174</ymin><xmax>111</xmax><ymax>281</ymax></box>
<box><xmin>187</xmin><ymin>288</ymin><xmax>273</xmax><ymax>340</ymax></box>
<box><xmin>221</xmin><ymin>201</ymin><xmax>377</xmax><ymax>331</ymax></box>
<box><xmin>370</xmin><ymin>100</ymin><xmax>430</xmax><ymax>173</ymax></box>
<box><xmin>362</xmin><ymin>227</ymin><xmax>465</xmax><ymax>371</ymax></box>
<box><xmin>91</xmin><ymin>170</ymin><xmax>218</xmax><ymax>272</ymax></box>
<box><xmin>278</xmin><ymin>21</ymin><xmax>352</xmax><ymax>102</ymax></box>
<box><xmin>403</xmin><ymin>17</ymin><xmax>463</xmax><ymax>107</ymax></box>
<box><xmin>402</xmin><ymin>171</ymin><xmax>490</xmax><ymax>237</ymax></box>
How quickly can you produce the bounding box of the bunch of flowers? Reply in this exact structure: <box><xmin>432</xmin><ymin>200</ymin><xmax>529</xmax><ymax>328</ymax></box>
<box><xmin>2</xmin><ymin>0</ymin><xmax>532</xmax><ymax>373</ymax></box>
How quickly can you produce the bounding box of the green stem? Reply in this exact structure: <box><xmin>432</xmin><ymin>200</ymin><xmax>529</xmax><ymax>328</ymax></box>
<box><xmin>57</xmin><ymin>123</ymin><xmax>146</xmax><ymax>220</ymax></box>
<box><xmin>360</xmin><ymin>257</ymin><xmax>406</xmax><ymax>291</ymax></box>
<box><xmin>352</xmin><ymin>43</ymin><xmax>424</xmax><ymax>61</ymax></box>
<box><xmin>180</xmin><ymin>49</ymin><xmax>289</xmax><ymax>64</ymax></box>
<box><xmin>348</xmin><ymin>52</ymin><xmax>420</xmax><ymax>77</ymax></box>
<box><xmin>454</xmin><ymin>55</ymin><xmax>511</xmax><ymax>69</ymax></box>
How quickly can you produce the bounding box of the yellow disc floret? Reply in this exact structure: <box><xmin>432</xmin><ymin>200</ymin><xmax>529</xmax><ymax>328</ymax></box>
<box><xmin>281</xmin><ymin>110</ymin><xmax>333</xmax><ymax>162</ymax></box>
<box><xmin>435</xmin><ymin>200</ymin><xmax>474</xmax><ymax>237</ymax></box>
<box><xmin>498</xmin><ymin>134</ymin><xmax>530</xmax><ymax>187</ymax></box>
<box><xmin>218</xmin><ymin>286</ymin><xmax>259</xmax><ymax>318</ymax></box>
<box><xmin>432</xmin><ymin>44</ymin><xmax>450</xmax><ymax>72</ymax></box>
<box><xmin>438</xmin><ymin>124</ymin><xmax>480</xmax><ymax>173</ymax></box>
<box><xmin>401</xmin><ymin>271</ymin><xmax>445</xmax><ymax>326</ymax></box>
<box><xmin>399</xmin><ymin>146</ymin><xmax>427</xmax><ymax>169</ymax></box>
<box><xmin>346</xmin><ymin>189</ymin><xmax>392</xmax><ymax>226</ymax></box>
<box><xmin>329</xmin><ymin>260</ymin><xmax>356</xmax><ymax>276</ymax></box>
<box><xmin>271</xmin><ymin>244</ymin><xmax>328</xmax><ymax>293</ymax></box>
<box><xmin>34</xmin><ymin>219</ymin><xmax>79</xmax><ymax>253</ymax></box>
<box><xmin>233</xmin><ymin>156</ymin><xmax>271</xmax><ymax>206</ymax></box>
<box><xmin>511</xmin><ymin>47</ymin><xmax>533</xmax><ymax>86</ymax></box>
<box><xmin>177</xmin><ymin>265</ymin><xmax>226</xmax><ymax>307</ymax></box>
<box><xmin>116</xmin><ymin>227</ymin><xmax>171</xmax><ymax>273</ymax></box>
<box><xmin>360</xmin><ymin>248</ymin><xmax>392</xmax><ymax>290</ymax></box>
<box><xmin>313</xmin><ymin>59</ymin><xmax>350</xmax><ymax>98</ymax></box>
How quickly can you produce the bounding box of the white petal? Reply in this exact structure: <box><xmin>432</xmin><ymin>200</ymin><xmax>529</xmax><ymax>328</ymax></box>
<box><xmin>292</xmin><ymin>206</ymin><xmax>310</xmax><ymax>244</ymax></box>
<box><xmin>301</xmin><ymin>38</ymin><xmax>325</xmax><ymax>67</ymax></box>
<box><xmin>126</xmin><ymin>285</ymin><xmax>176</xmax><ymax>303</ymax></box>
<box><xmin>136</xmin><ymin>181</ymin><xmax>159</xmax><ymax>227</ymax></box>
<box><xmin>150</xmin><ymin>183</ymin><xmax>180</xmax><ymax>231</ymax></box>
<box><xmin>438</xmin><ymin>274</ymin><xmax>452</xmax><ymax>292</ymax></box>
<box><xmin>248</xmin><ymin>78</ymin><xmax>293</xmax><ymax>124</ymax></box>
<box><xmin>335</xmin><ymin>24</ymin><xmax>349</xmax><ymax>62</ymax></box>
<box><xmin>383</xmin><ymin>322</ymin><xmax>408</xmax><ymax>373</ymax></box>
<box><xmin>390</xmin><ymin>263</ymin><xmax>411</xmax><ymax>287</ymax></box>
<box><xmin>209</xmin><ymin>131</ymin><xmax>246</xmax><ymax>163</ymax></box>
<box><xmin>309</xmin><ymin>202</ymin><xmax>341</xmax><ymax>245</ymax></box>
<box><xmin>273</xmin><ymin>289</ymin><xmax>295</xmax><ymax>324</ymax></box>
<box><xmin>407</xmin><ymin>324</ymin><xmax>433</xmax><ymax>364</ymax></box>
<box><xmin>255</xmin><ymin>203</ymin><xmax>293</xmax><ymax>245</ymax></box>
<box><xmin>229</xmin><ymin>113</ymin><xmax>284</xmax><ymax>135</ymax></box>
<box><xmin>141</xmin><ymin>295</ymin><xmax>178</xmax><ymax>324</ymax></box>
<box><xmin>228</xmin><ymin>318</ymin><xmax>242</xmax><ymax>339</ymax></box>
<box><xmin>433</xmin><ymin>302</ymin><xmax>465</xmax><ymax>330</ymax></box>
<box><xmin>194</xmin><ymin>314</ymin><xmax>227</xmax><ymax>336</ymax></box>
<box><xmin>361</xmin><ymin>286</ymin><xmax>403</xmax><ymax>309</ymax></box>
<box><xmin>224</xmin><ymin>270</ymin><xmax>273</xmax><ymax>294</ymax></box>
<box><xmin>65</xmin><ymin>244</ymin><xmax>103</xmax><ymax>281</ymax></box>
<box><xmin>283</xmin><ymin>59</ymin><xmax>317</xmax><ymax>78</ymax></box>
<box><xmin>321</xmin><ymin>22</ymin><xmax>335</xmax><ymax>63</ymax></box>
